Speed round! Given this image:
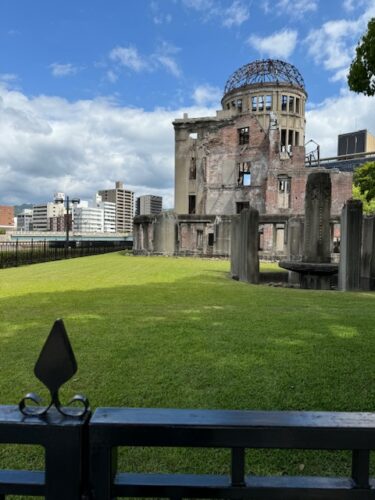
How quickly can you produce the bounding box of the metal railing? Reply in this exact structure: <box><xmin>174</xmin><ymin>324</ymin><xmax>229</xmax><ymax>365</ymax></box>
<box><xmin>0</xmin><ymin>240</ymin><xmax>132</xmax><ymax>269</ymax></box>
<box><xmin>1</xmin><ymin>320</ymin><xmax>375</xmax><ymax>499</ymax></box>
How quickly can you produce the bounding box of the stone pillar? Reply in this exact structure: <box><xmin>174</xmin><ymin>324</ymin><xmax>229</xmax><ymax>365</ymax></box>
<box><xmin>303</xmin><ymin>172</ymin><xmax>331</xmax><ymax>263</ymax></box>
<box><xmin>361</xmin><ymin>215</ymin><xmax>375</xmax><ymax>291</ymax></box>
<box><xmin>338</xmin><ymin>200</ymin><xmax>363</xmax><ymax>291</ymax></box>
<box><xmin>287</xmin><ymin>217</ymin><xmax>304</xmax><ymax>285</ymax></box>
<box><xmin>230</xmin><ymin>215</ymin><xmax>240</xmax><ymax>279</ymax></box>
<box><xmin>301</xmin><ymin>172</ymin><xmax>332</xmax><ymax>289</ymax></box>
<box><xmin>238</xmin><ymin>208</ymin><xmax>259</xmax><ymax>284</ymax></box>
<box><xmin>153</xmin><ymin>212</ymin><xmax>177</xmax><ymax>255</ymax></box>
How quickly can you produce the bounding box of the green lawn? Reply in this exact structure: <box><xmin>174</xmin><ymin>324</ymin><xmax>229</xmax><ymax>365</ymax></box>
<box><xmin>0</xmin><ymin>252</ymin><xmax>375</xmax><ymax>484</ymax></box>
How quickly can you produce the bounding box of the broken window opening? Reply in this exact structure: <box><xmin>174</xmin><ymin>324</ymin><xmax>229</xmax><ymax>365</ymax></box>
<box><xmin>288</xmin><ymin>130</ymin><xmax>293</xmax><ymax>147</ymax></box>
<box><xmin>266</xmin><ymin>95</ymin><xmax>272</xmax><ymax>110</ymax></box>
<box><xmin>288</xmin><ymin>96</ymin><xmax>294</xmax><ymax>113</ymax></box>
<box><xmin>296</xmin><ymin>98</ymin><xmax>300</xmax><ymax>114</ymax></box>
<box><xmin>208</xmin><ymin>233</ymin><xmax>214</xmax><ymax>246</ymax></box>
<box><xmin>236</xmin><ymin>201</ymin><xmax>250</xmax><ymax>214</ymax></box>
<box><xmin>189</xmin><ymin>157</ymin><xmax>196</xmax><ymax>180</ymax></box>
<box><xmin>237</xmin><ymin>99</ymin><xmax>243</xmax><ymax>112</ymax></box>
<box><xmin>295</xmin><ymin>131</ymin><xmax>300</xmax><ymax>146</ymax></box>
<box><xmin>196</xmin><ymin>229</ymin><xmax>203</xmax><ymax>249</ymax></box>
<box><xmin>189</xmin><ymin>132</ymin><xmax>198</xmax><ymax>139</ymax></box>
<box><xmin>188</xmin><ymin>195</ymin><xmax>196</xmax><ymax>214</ymax></box>
<box><xmin>277</xmin><ymin>176</ymin><xmax>291</xmax><ymax>209</ymax></box>
<box><xmin>227</xmin><ymin>103</ymin><xmax>230</xmax><ymax>110</ymax></box>
<box><xmin>238</xmin><ymin>127</ymin><xmax>249</xmax><ymax>145</ymax></box>
<box><xmin>281</xmin><ymin>95</ymin><xmax>288</xmax><ymax>111</ymax></box>
<box><xmin>238</xmin><ymin>161</ymin><xmax>251</xmax><ymax>186</ymax></box>
<box><xmin>231</xmin><ymin>100</ymin><xmax>236</xmax><ymax>108</ymax></box>
<box><xmin>281</xmin><ymin>129</ymin><xmax>287</xmax><ymax>148</ymax></box>
<box><xmin>258</xmin><ymin>96</ymin><xmax>264</xmax><ymax>111</ymax></box>
<box><xmin>251</xmin><ymin>96</ymin><xmax>257</xmax><ymax>112</ymax></box>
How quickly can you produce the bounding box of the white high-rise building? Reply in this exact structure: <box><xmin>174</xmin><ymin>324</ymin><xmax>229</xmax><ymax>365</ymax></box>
<box><xmin>95</xmin><ymin>194</ymin><xmax>116</xmax><ymax>233</ymax></box>
<box><xmin>98</xmin><ymin>181</ymin><xmax>134</xmax><ymax>234</ymax></box>
<box><xmin>72</xmin><ymin>203</ymin><xmax>104</xmax><ymax>233</ymax></box>
<box><xmin>17</xmin><ymin>209</ymin><xmax>33</xmax><ymax>231</ymax></box>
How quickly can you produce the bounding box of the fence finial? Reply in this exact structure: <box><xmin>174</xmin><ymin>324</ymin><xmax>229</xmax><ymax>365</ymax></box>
<box><xmin>19</xmin><ymin>319</ymin><xmax>89</xmax><ymax>418</ymax></box>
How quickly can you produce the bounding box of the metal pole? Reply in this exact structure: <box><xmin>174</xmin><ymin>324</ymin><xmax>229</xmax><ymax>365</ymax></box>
<box><xmin>65</xmin><ymin>196</ymin><xmax>70</xmax><ymax>250</ymax></box>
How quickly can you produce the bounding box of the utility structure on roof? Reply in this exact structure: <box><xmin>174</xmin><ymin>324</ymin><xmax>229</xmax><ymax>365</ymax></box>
<box><xmin>134</xmin><ymin>59</ymin><xmax>353</xmax><ymax>257</ymax></box>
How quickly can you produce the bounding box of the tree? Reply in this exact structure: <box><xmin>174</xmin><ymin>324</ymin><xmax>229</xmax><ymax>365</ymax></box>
<box><xmin>348</xmin><ymin>18</ymin><xmax>375</xmax><ymax>96</ymax></box>
<box><xmin>352</xmin><ymin>162</ymin><xmax>375</xmax><ymax>214</ymax></box>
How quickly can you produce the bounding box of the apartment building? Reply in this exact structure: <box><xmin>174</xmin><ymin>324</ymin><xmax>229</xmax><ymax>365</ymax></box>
<box><xmin>72</xmin><ymin>204</ymin><xmax>104</xmax><ymax>233</ymax></box>
<box><xmin>17</xmin><ymin>209</ymin><xmax>33</xmax><ymax>231</ymax></box>
<box><xmin>0</xmin><ymin>205</ymin><xmax>15</xmax><ymax>228</ymax></box>
<box><xmin>32</xmin><ymin>202</ymin><xmax>65</xmax><ymax>231</ymax></box>
<box><xmin>135</xmin><ymin>195</ymin><xmax>163</xmax><ymax>216</ymax></box>
<box><xmin>98</xmin><ymin>181</ymin><xmax>134</xmax><ymax>233</ymax></box>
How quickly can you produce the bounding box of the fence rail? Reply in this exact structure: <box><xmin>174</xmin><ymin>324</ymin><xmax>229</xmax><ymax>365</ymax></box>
<box><xmin>0</xmin><ymin>240</ymin><xmax>132</xmax><ymax>268</ymax></box>
<box><xmin>2</xmin><ymin>320</ymin><xmax>375</xmax><ymax>499</ymax></box>
<box><xmin>1</xmin><ymin>406</ymin><xmax>375</xmax><ymax>499</ymax></box>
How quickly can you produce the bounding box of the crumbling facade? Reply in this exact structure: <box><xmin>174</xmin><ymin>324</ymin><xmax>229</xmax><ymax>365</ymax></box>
<box><xmin>134</xmin><ymin>59</ymin><xmax>353</xmax><ymax>257</ymax></box>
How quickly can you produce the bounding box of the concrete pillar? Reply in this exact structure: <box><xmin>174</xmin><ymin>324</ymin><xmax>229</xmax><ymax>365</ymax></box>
<box><xmin>361</xmin><ymin>215</ymin><xmax>375</xmax><ymax>291</ymax></box>
<box><xmin>338</xmin><ymin>200</ymin><xmax>363</xmax><ymax>291</ymax></box>
<box><xmin>287</xmin><ymin>217</ymin><xmax>304</xmax><ymax>285</ymax></box>
<box><xmin>230</xmin><ymin>215</ymin><xmax>240</xmax><ymax>279</ymax></box>
<box><xmin>238</xmin><ymin>208</ymin><xmax>259</xmax><ymax>284</ymax></box>
<box><xmin>303</xmin><ymin>172</ymin><xmax>331</xmax><ymax>264</ymax></box>
<box><xmin>153</xmin><ymin>212</ymin><xmax>177</xmax><ymax>255</ymax></box>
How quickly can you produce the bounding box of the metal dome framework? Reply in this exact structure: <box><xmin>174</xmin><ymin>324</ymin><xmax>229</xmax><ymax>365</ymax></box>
<box><xmin>224</xmin><ymin>59</ymin><xmax>305</xmax><ymax>95</ymax></box>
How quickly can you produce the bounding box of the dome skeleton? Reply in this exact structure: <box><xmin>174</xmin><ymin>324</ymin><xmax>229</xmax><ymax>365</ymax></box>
<box><xmin>224</xmin><ymin>59</ymin><xmax>305</xmax><ymax>95</ymax></box>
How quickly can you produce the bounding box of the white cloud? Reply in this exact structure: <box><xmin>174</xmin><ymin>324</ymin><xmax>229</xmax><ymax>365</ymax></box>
<box><xmin>50</xmin><ymin>63</ymin><xmax>79</xmax><ymax>77</ymax></box>
<box><xmin>192</xmin><ymin>84</ymin><xmax>222</xmax><ymax>106</ymax></box>
<box><xmin>0</xmin><ymin>84</ymin><xmax>216</xmax><ymax>207</ymax></box>
<box><xmin>109</xmin><ymin>42</ymin><xmax>182</xmax><ymax>79</ymax></box>
<box><xmin>106</xmin><ymin>70</ymin><xmax>119</xmax><ymax>83</ymax></box>
<box><xmin>305</xmin><ymin>3</ymin><xmax>375</xmax><ymax>79</ymax></box>
<box><xmin>306</xmin><ymin>91</ymin><xmax>375</xmax><ymax>157</ymax></box>
<box><xmin>262</xmin><ymin>0</ymin><xmax>317</xmax><ymax>17</ymax></box>
<box><xmin>305</xmin><ymin>19</ymin><xmax>360</xmax><ymax>71</ymax></box>
<box><xmin>182</xmin><ymin>0</ymin><xmax>249</xmax><ymax>28</ymax></box>
<box><xmin>222</xmin><ymin>1</ymin><xmax>250</xmax><ymax>27</ymax></box>
<box><xmin>150</xmin><ymin>1</ymin><xmax>173</xmax><ymax>24</ymax></box>
<box><xmin>109</xmin><ymin>46</ymin><xmax>147</xmax><ymax>72</ymax></box>
<box><xmin>248</xmin><ymin>29</ymin><xmax>298</xmax><ymax>59</ymax></box>
<box><xmin>343</xmin><ymin>0</ymin><xmax>369</xmax><ymax>12</ymax></box>
<box><xmin>156</xmin><ymin>55</ymin><xmax>181</xmax><ymax>77</ymax></box>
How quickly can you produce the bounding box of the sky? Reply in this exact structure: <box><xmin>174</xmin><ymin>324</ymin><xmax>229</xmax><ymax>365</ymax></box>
<box><xmin>0</xmin><ymin>0</ymin><xmax>375</xmax><ymax>208</ymax></box>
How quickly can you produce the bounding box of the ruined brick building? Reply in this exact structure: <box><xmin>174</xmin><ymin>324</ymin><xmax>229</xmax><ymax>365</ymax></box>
<box><xmin>134</xmin><ymin>59</ymin><xmax>352</xmax><ymax>257</ymax></box>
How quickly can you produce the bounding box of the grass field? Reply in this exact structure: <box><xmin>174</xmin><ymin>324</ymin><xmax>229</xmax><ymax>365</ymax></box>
<box><xmin>0</xmin><ymin>252</ymin><xmax>375</xmax><ymax>486</ymax></box>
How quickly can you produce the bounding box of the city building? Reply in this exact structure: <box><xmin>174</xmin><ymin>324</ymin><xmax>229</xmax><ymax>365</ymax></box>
<box><xmin>72</xmin><ymin>202</ymin><xmax>104</xmax><ymax>233</ymax></box>
<box><xmin>135</xmin><ymin>195</ymin><xmax>163</xmax><ymax>215</ymax></box>
<box><xmin>32</xmin><ymin>202</ymin><xmax>65</xmax><ymax>231</ymax></box>
<box><xmin>95</xmin><ymin>194</ymin><xmax>116</xmax><ymax>233</ymax></box>
<box><xmin>338</xmin><ymin>129</ymin><xmax>375</xmax><ymax>157</ymax></box>
<box><xmin>134</xmin><ymin>59</ymin><xmax>353</xmax><ymax>257</ymax></box>
<box><xmin>17</xmin><ymin>209</ymin><xmax>33</xmax><ymax>231</ymax></box>
<box><xmin>0</xmin><ymin>205</ymin><xmax>15</xmax><ymax>229</ymax></box>
<box><xmin>98</xmin><ymin>181</ymin><xmax>134</xmax><ymax>234</ymax></box>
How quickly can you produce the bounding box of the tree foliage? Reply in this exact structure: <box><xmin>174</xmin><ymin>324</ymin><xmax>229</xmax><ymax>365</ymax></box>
<box><xmin>353</xmin><ymin>161</ymin><xmax>375</xmax><ymax>210</ymax></box>
<box><xmin>352</xmin><ymin>185</ymin><xmax>375</xmax><ymax>215</ymax></box>
<box><xmin>348</xmin><ymin>18</ymin><xmax>375</xmax><ymax>96</ymax></box>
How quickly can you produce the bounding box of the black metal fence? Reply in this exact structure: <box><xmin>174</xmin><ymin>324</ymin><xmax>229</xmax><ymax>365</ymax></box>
<box><xmin>2</xmin><ymin>406</ymin><xmax>375</xmax><ymax>499</ymax></box>
<box><xmin>0</xmin><ymin>240</ymin><xmax>132</xmax><ymax>269</ymax></box>
<box><xmin>2</xmin><ymin>320</ymin><xmax>375</xmax><ymax>499</ymax></box>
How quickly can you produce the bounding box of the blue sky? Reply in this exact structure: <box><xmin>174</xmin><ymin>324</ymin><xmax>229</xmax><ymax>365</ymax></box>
<box><xmin>0</xmin><ymin>0</ymin><xmax>374</xmax><ymax>206</ymax></box>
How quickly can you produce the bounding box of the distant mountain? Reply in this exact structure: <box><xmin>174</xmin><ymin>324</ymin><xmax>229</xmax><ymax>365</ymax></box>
<box><xmin>14</xmin><ymin>204</ymin><xmax>33</xmax><ymax>216</ymax></box>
